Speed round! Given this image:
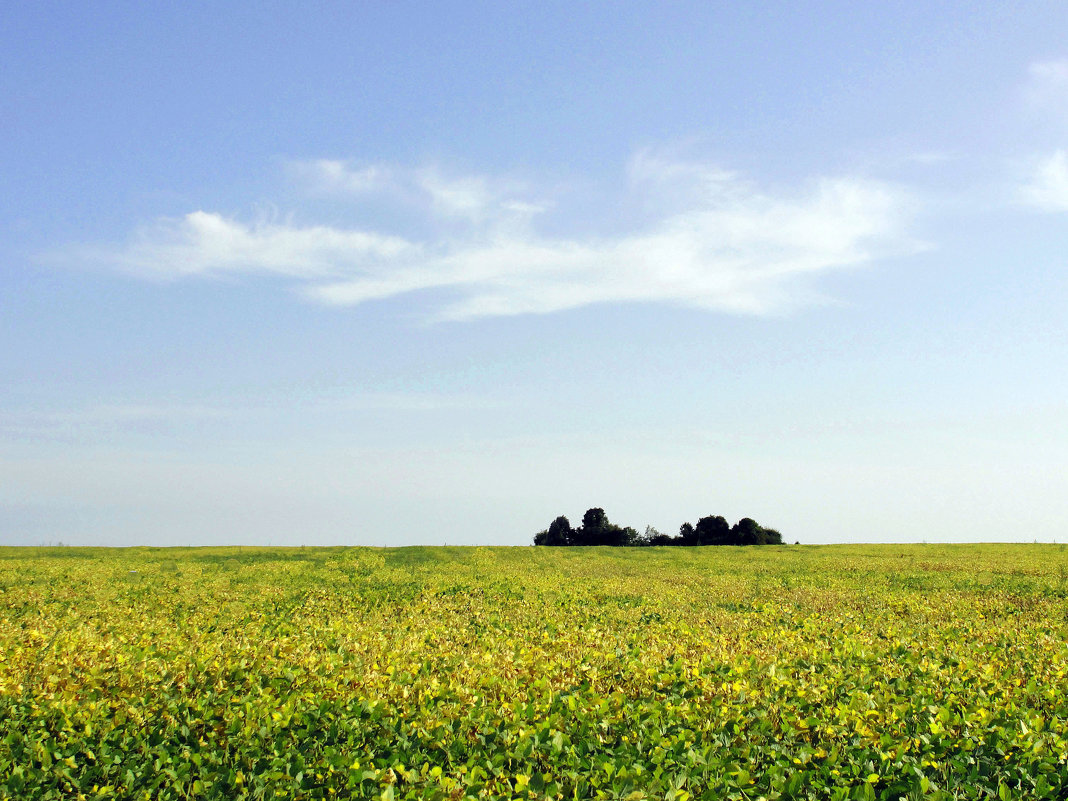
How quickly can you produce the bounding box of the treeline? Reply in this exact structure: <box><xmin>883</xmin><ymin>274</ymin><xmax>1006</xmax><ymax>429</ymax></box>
<box><xmin>533</xmin><ymin>508</ymin><xmax>784</xmax><ymax>547</ymax></box>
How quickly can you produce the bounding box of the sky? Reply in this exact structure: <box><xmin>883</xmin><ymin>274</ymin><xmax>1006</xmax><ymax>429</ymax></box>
<box><xmin>2</xmin><ymin>2</ymin><xmax>1067</xmax><ymax>546</ymax></box>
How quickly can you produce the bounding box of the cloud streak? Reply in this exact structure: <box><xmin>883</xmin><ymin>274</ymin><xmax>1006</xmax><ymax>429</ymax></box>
<box><xmin>1025</xmin><ymin>60</ymin><xmax>1068</xmax><ymax>117</ymax></box>
<box><xmin>0</xmin><ymin>393</ymin><xmax>497</xmax><ymax>443</ymax></box>
<box><xmin>1020</xmin><ymin>150</ymin><xmax>1068</xmax><ymax>212</ymax></box>
<box><xmin>57</xmin><ymin>156</ymin><xmax>916</xmax><ymax>321</ymax></box>
<box><xmin>67</xmin><ymin>210</ymin><xmax>413</xmax><ymax>281</ymax></box>
<box><xmin>0</xmin><ymin>403</ymin><xmax>230</xmax><ymax>441</ymax></box>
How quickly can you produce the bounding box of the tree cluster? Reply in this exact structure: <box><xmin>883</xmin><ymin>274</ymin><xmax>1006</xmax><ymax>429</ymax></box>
<box><xmin>533</xmin><ymin>508</ymin><xmax>784</xmax><ymax>547</ymax></box>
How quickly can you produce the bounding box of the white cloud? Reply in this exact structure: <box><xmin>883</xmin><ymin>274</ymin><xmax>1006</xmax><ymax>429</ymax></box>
<box><xmin>1026</xmin><ymin>59</ymin><xmax>1068</xmax><ymax>114</ymax></box>
<box><xmin>290</xmin><ymin>159</ymin><xmax>544</xmax><ymax>225</ymax></box>
<box><xmin>56</xmin><ymin>156</ymin><xmax>916</xmax><ymax>320</ymax></box>
<box><xmin>1020</xmin><ymin>150</ymin><xmax>1068</xmax><ymax>212</ymax></box>
<box><xmin>288</xmin><ymin>159</ymin><xmax>390</xmax><ymax>195</ymax></box>
<box><xmin>415</xmin><ymin>169</ymin><xmax>498</xmax><ymax>221</ymax></box>
<box><xmin>69</xmin><ymin>210</ymin><xmax>414</xmax><ymax>280</ymax></box>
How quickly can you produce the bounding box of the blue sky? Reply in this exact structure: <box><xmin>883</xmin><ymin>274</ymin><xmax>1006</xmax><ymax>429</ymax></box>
<box><xmin>3</xmin><ymin>2</ymin><xmax>1067</xmax><ymax>545</ymax></box>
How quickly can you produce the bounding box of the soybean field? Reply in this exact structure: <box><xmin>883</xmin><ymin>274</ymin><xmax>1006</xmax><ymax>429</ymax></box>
<box><xmin>1</xmin><ymin>544</ymin><xmax>1066</xmax><ymax>800</ymax></box>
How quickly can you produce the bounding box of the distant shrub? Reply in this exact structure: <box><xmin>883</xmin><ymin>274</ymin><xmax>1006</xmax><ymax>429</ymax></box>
<box><xmin>534</xmin><ymin>508</ymin><xmax>786</xmax><ymax>546</ymax></box>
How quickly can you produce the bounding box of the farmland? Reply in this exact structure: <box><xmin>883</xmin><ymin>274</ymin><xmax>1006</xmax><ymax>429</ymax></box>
<box><xmin>0</xmin><ymin>544</ymin><xmax>1066</xmax><ymax>800</ymax></box>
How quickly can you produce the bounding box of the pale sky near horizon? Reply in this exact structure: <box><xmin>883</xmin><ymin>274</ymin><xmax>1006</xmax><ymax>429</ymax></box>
<box><xmin>3</xmin><ymin>2</ymin><xmax>1067</xmax><ymax>546</ymax></box>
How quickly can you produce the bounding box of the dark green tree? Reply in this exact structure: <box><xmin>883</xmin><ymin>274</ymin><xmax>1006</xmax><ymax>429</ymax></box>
<box><xmin>695</xmin><ymin>514</ymin><xmax>730</xmax><ymax>545</ymax></box>
<box><xmin>581</xmin><ymin>507</ymin><xmax>608</xmax><ymax>532</ymax></box>
<box><xmin>549</xmin><ymin>515</ymin><xmax>573</xmax><ymax>545</ymax></box>
<box><xmin>678</xmin><ymin>522</ymin><xmax>697</xmax><ymax>546</ymax></box>
<box><xmin>620</xmin><ymin>526</ymin><xmax>640</xmax><ymax>546</ymax></box>
<box><xmin>633</xmin><ymin>525</ymin><xmax>654</xmax><ymax>546</ymax></box>
<box><xmin>535</xmin><ymin>508</ymin><xmax>784</xmax><ymax>547</ymax></box>
<box><xmin>643</xmin><ymin>526</ymin><xmax>677</xmax><ymax>546</ymax></box>
<box><xmin>533</xmin><ymin>515</ymin><xmax>573</xmax><ymax>546</ymax></box>
<box><xmin>575</xmin><ymin>507</ymin><xmax>630</xmax><ymax>546</ymax></box>
<box><xmin>568</xmin><ymin>508</ymin><xmax>598</xmax><ymax>546</ymax></box>
<box><xmin>731</xmin><ymin>517</ymin><xmax>766</xmax><ymax>546</ymax></box>
<box><xmin>762</xmin><ymin>527</ymin><xmax>784</xmax><ymax>545</ymax></box>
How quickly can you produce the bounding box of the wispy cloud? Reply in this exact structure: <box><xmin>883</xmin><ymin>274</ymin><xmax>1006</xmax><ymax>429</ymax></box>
<box><xmin>289</xmin><ymin>159</ymin><xmax>389</xmax><ymax>195</ymax></box>
<box><xmin>1025</xmin><ymin>59</ymin><xmax>1068</xmax><ymax>115</ymax></box>
<box><xmin>289</xmin><ymin>159</ymin><xmax>545</xmax><ymax>224</ymax></box>
<box><xmin>1013</xmin><ymin>60</ymin><xmax>1068</xmax><ymax>213</ymax></box>
<box><xmin>0</xmin><ymin>393</ymin><xmax>497</xmax><ymax>442</ymax></box>
<box><xmin>62</xmin><ymin>210</ymin><xmax>413</xmax><ymax>281</ymax></box>
<box><xmin>0</xmin><ymin>403</ymin><xmax>229</xmax><ymax>440</ymax></box>
<box><xmin>307</xmin><ymin>162</ymin><xmax>913</xmax><ymax>320</ymax></box>
<box><xmin>1019</xmin><ymin>150</ymin><xmax>1068</xmax><ymax>212</ymax></box>
<box><xmin>53</xmin><ymin>155</ymin><xmax>917</xmax><ymax>321</ymax></box>
<box><xmin>324</xmin><ymin>391</ymin><xmax>500</xmax><ymax>412</ymax></box>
